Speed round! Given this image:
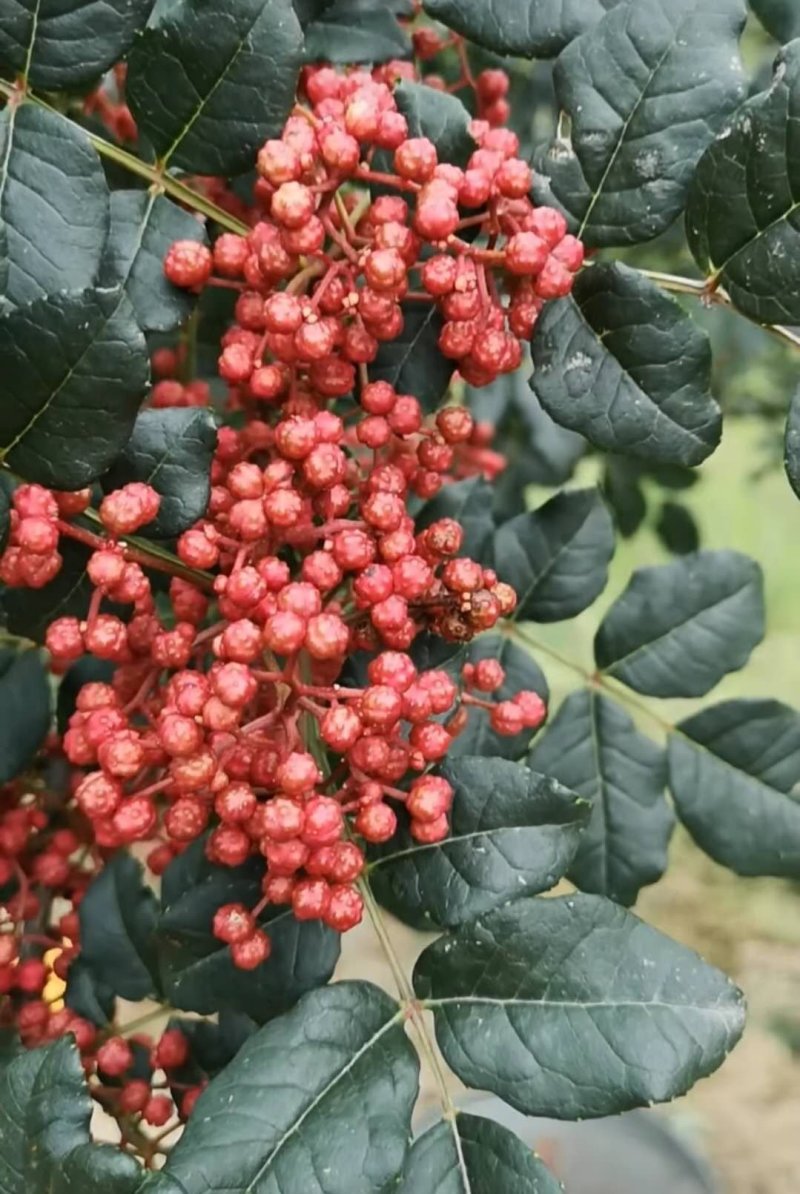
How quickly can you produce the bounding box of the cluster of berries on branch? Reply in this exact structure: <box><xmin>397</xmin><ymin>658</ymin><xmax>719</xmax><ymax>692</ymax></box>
<box><xmin>0</xmin><ymin>38</ymin><xmax>572</xmax><ymax>1134</ymax></box>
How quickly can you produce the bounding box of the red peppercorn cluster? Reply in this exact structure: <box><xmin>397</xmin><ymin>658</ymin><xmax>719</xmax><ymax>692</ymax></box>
<box><xmin>0</xmin><ymin>483</ymin><xmax>90</xmax><ymax>590</ymax></box>
<box><xmin>0</xmin><ymin>773</ymin><xmax>210</xmax><ymax>1123</ymax></box>
<box><xmin>164</xmin><ymin>64</ymin><xmax>582</xmax><ymax>393</ymax></box>
<box><xmin>0</xmin><ymin>58</ymin><xmax>557</xmax><ymax>997</ymax></box>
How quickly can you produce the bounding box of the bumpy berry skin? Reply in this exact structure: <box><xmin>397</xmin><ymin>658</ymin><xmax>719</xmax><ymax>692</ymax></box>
<box><xmin>164</xmin><ymin>241</ymin><xmax>213</xmax><ymax>288</ymax></box>
<box><xmin>96</xmin><ymin>1037</ymin><xmax>134</xmax><ymax>1078</ymax></box>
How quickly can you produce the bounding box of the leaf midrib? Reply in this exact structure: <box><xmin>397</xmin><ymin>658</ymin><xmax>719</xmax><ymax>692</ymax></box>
<box><xmin>0</xmin><ymin>291</ymin><xmax>123</xmax><ymax>465</ymax></box>
<box><xmin>587</xmin><ymin>689</ymin><xmax>611</xmax><ymax>892</ymax></box>
<box><xmin>427</xmin><ymin>994</ymin><xmax>739</xmax><ymax>1015</ymax></box>
<box><xmin>23</xmin><ymin>0</ymin><xmax>43</xmax><ymax>81</ymax></box>
<box><xmin>371</xmin><ymin>812</ymin><xmax>583</xmax><ymax>870</ymax></box>
<box><xmin>243</xmin><ymin>1013</ymin><xmax>402</xmax><ymax>1191</ymax></box>
<box><xmin>672</xmin><ymin>727</ymin><xmax>800</xmax><ymax>812</ymax></box>
<box><xmin>577</xmin><ymin>8</ymin><xmax>677</xmax><ymax>236</ymax></box>
<box><xmin>0</xmin><ymin>105</ymin><xmax>20</xmax><ymax>235</ymax></box>
<box><xmin>160</xmin><ymin>6</ymin><xmax>268</xmax><ymax>165</ymax></box>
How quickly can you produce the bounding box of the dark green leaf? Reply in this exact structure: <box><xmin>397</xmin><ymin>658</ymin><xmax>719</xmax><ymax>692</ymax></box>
<box><xmin>414</xmin><ymin>893</ymin><xmax>745</xmax><ymax>1119</ymax></box>
<box><xmin>52</xmin><ymin>1144</ymin><xmax>144</xmax><ymax>1194</ymax></box>
<box><xmin>686</xmin><ymin>42</ymin><xmax>800</xmax><ymax>324</ymax></box>
<box><xmin>293</xmin><ymin>0</ymin><xmax>335</xmax><ymax>25</ymax></box>
<box><xmin>533</xmin><ymin>0</ymin><xmax>747</xmax><ymax>246</ymax></box>
<box><xmin>127</xmin><ymin>0</ymin><xmax>304</xmax><ymax>174</ymax></box>
<box><xmin>416</xmin><ymin>477</ymin><xmax>495</xmax><ymax>565</ymax></box>
<box><xmin>0</xmin><ymin>0</ymin><xmax>152</xmax><ymax>90</ymax></box>
<box><xmin>467</xmin><ymin>365</ymin><xmax>586</xmax><ymax>492</ymax></box>
<box><xmin>0</xmin><ymin>1031</ymin><xmax>22</xmax><ymax>1071</ymax></box>
<box><xmin>156</xmin><ymin>982</ymin><xmax>418</xmax><ymax>1194</ymax></box>
<box><xmin>303</xmin><ymin>0</ymin><xmax>411</xmax><ymax>62</ymax></box>
<box><xmin>0</xmin><ymin>1037</ymin><xmax>141</xmax><ymax>1194</ymax></box>
<box><xmin>101</xmin><ymin>408</ymin><xmax>216</xmax><ymax>539</ymax></box>
<box><xmin>103</xmin><ymin>191</ymin><xmax>207</xmax><ymax>333</ymax></box>
<box><xmin>398</xmin><ymin>1112</ymin><xmax>561</xmax><ymax>1194</ymax></box>
<box><xmin>496</xmin><ymin>488</ymin><xmax>614</xmax><ymax>623</ymax></box>
<box><xmin>528</xmin><ymin>689</ymin><xmax>672</xmax><ymax>904</ymax></box>
<box><xmin>751</xmin><ymin>0</ymin><xmax>800</xmax><ymax>41</ymax></box>
<box><xmin>604</xmin><ymin>459</ymin><xmax>647</xmax><ymax>538</ymax></box>
<box><xmin>64</xmin><ymin>960</ymin><xmax>116</xmax><ymax>1028</ymax></box>
<box><xmin>531</xmin><ymin>263</ymin><xmax>721</xmax><ymax>467</ymax></box>
<box><xmin>79</xmin><ymin>854</ymin><xmax>160</xmax><ymax>1002</ymax></box>
<box><xmin>0</xmin><ymin>105</ymin><xmax>108</xmax><ymax>309</ymax></box>
<box><xmin>422</xmin><ymin>0</ymin><xmax>619</xmax><ymax>58</ymax></box>
<box><xmin>669</xmin><ymin>699</ymin><xmax>800</xmax><ymax>878</ymax></box>
<box><xmin>450</xmin><ymin>635</ymin><xmax>548</xmax><ymax>761</ymax></box>
<box><xmin>595</xmin><ymin>550</ymin><xmax>765</xmax><ymax>697</ymax></box>
<box><xmin>0</xmin><ymin>649</ymin><xmax>51</xmax><ymax>783</ymax></box>
<box><xmin>158</xmin><ymin>844</ymin><xmax>340</xmax><ymax>1021</ymax></box>
<box><xmin>656</xmin><ymin>501</ymin><xmax>700</xmax><ymax>556</ymax></box>
<box><xmin>510</xmin><ymin>379</ymin><xmax>586</xmax><ymax>487</ymax></box>
<box><xmin>644</xmin><ymin>462</ymin><xmax>700</xmax><ymax>491</ymax></box>
<box><xmin>373</xmin><ymin>301</ymin><xmax>453</xmax><ymax>414</ymax></box>
<box><xmin>785</xmin><ymin>387</ymin><xmax>800</xmax><ymax>499</ymax></box>
<box><xmin>0</xmin><ymin>287</ymin><xmax>149</xmax><ymax>488</ymax></box>
<box><xmin>370</xmin><ymin>755</ymin><xmax>588</xmax><ymax>930</ymax></box>
<box><xmin>394</xmin><ymin>82</ymin><xmax>475</xmax><ymax>170</ymax></box>
<box><xmin>166</xmin><ymin>1011</ymin><xmax>257</xmax><ymax>1093</ymax></box>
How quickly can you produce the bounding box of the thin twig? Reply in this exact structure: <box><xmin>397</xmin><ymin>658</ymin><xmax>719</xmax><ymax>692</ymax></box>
<box><xmin>357</xmin><ymin>877</ymin><xmax>460</xmax><ymax>1122</ymax></box>
<box><xmin>509</xmin><ymin>624</ymin><xmax>675</xmax><ymax>736</ymax></box>
<box><xmin>0</xmin><ymin>78</ymin><xmax>250</xmax><ymax>236</ymax></box>
<box><xmin>638</xmin><ymin>267</ymin><xmax>800</xmax><ymax>354</ymax></box>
